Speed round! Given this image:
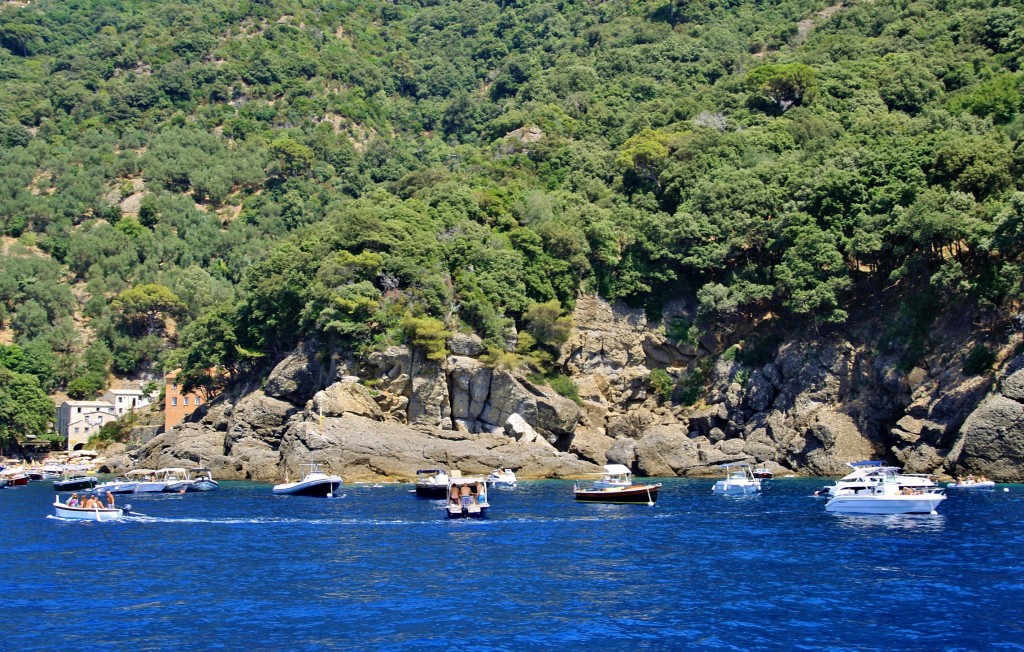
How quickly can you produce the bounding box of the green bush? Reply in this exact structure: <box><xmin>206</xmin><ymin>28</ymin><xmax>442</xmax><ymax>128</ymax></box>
<box><xmin>548</xmin><ymin>374</ymin><xmax>582</xmax><ymax>406</ymax></box>
<box><xmin>648</xmin><ymin>368</ymin><xmax>675</xmax><ymax>403</ymax></box>
<box><xmin>963</xmin><ymin>345</ymin><xmax>996</xmax><ymax>376</ymax></box>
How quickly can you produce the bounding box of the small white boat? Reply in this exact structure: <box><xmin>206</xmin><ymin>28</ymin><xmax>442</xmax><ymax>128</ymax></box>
<box><xmin>712</xmin><ymin>462</ymin><xmax>762</xmax><ymax>496</ymax></box>
<box><xmin>187</xmin><ymin>467</ymin><xmax>219</xmax><ymax>492</ymax></box>
<box><xmin>486</xmin><ymin>468</ymin><xmax>518</xmax><ymax>487</ymax></box>
<box><xmin>414</xmin><ymin>468</ymin><xmax>451</xmax><ymax>499</ymax></box>
<box><xmin>93</xmin><ymin>476</ymin><xmax>138</xmax><ymax>494</ymax></box>
<box><xmin>53</xmin><ymin>500</ymin><xmax>131</xmax><ymax>522</ymax></box>
<box><xmin>446</xmin><ymin>475</ymin><xmax>489</xmax><ymax>518</ymax></box>
<box><xmin>273</xmin><ymin>463</ymin><xmax>343</xmax><ymax>497</ymax></box>
<box><xmin>125</xmin><ymin>469</ymin><xmax>166</xmax><ymax>493</ymax></box>
<box><xmin>825</xmin><ymin>476</ymin><xmax>946</xmax><ymax>514</ymax></box>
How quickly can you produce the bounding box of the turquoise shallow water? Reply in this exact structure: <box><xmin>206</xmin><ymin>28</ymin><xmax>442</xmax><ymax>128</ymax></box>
<box><xmin>2</xmin><ymin>477</ymin><xmax>1023</xmax><ymax>651</ymax></box>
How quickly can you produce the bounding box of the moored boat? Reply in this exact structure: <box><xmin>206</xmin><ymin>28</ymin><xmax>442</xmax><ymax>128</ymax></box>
<box><xmin>825</xmin><ymin>476</ymin><xmax>946</xmax><ymax>514</ymax></box>
<box><xmin>1</xmin><ymin>468</ymin><xmax>30</xmax><ymax>487</ymax></box>
<box><xmin>187</xmin><ymin>467</ymin><xmax>219</xmax><ymax>492</ymax></box>
<box><xmin>814</xmin><ymin>460</ymin><xmax>937</xmax><ymax>498</ymax></box>
<box><xmin>414</xmin><ymin>468</ymin><xmax>451</xmax><ymax>499</ymax></box>
<box><xmin>446</xmin><ymin>475</ymin><xmax>489</xmax><ymax>518</ymax></box>
<box><xmin>125</xmin><ymin>469</ymin><xmax>165</xmax><ymax>493</ymax></box>
<box><xmin>53</xmin><ymin>474</ymin><xmax>98</xmax><ymax>492</ymax></box>
<box><xmin>752</xmin><ymin>466</ymin><xmax>774</xmax><ymax>480</ymax></box>
<box><xmin>573</xmin><ymin>464</ymin><xmax>660</xmax><ymax>505</ymax></box>
<box><xmin>486</xmin><ymin>468</ymin><xmax>518</xmax><ymax>487</ymax></box>
<box><xmin>712</xmin><ymin>462</ymin><xmax>762</xmax><ymax>496</ymax></box>
<box><xmin>92</xmin><ymin>476</ymin><xmax>138</xmax><ymax>494</ymax></box>
<box><xmin>272</xmin><ymin>463</ymin><xmax>342</xmax><ymax>497</ymax></box>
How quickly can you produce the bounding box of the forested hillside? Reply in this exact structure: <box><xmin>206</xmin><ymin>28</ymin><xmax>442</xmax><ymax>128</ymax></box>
<box><xmin>0</xmin><ymin>0</ymin><xmax>1022</xmax><ymax>446</ymax></box>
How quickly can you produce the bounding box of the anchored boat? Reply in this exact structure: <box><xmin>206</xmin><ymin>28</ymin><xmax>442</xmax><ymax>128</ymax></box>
<box><xmin>573</xmin><ymin>464</ymin><xmax>660</xmax><ymax>505</ymax></box>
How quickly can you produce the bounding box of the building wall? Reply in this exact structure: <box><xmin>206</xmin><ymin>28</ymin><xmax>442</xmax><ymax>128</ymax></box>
<box><xmin>56</xmin><ymin>401</ymin><xmax>115</xmax><ymax>440</ymax></box>
<box><xmin>164</xmin><ymin>371</ymin><xmax>208</xmax><ymax>431</ymax></box>
<box><xmin>66</xmin><ymin>412</ymin><xmax>118</xmax><ymax>450</ymax></box>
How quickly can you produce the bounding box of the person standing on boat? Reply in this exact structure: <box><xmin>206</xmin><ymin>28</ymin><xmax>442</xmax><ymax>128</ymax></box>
<box><xmin>106</xmin><ymin>491</ymin><xmax>115</xmax><ymax>508</ymax></box>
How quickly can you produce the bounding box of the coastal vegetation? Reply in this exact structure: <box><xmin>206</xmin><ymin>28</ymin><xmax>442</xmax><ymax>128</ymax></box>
<box><xmin>0</xmin><ymin>0</ymin><xmax>1022</xmax><ymax>446</ymax></box>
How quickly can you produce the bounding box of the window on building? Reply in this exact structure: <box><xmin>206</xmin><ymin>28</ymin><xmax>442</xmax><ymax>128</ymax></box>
<box><xmin>196</xmin><ymin>397</ymin><xmax>202</xmax><ymax>406</ymax></box>
<box><xmin>172</xmin><ymin>397</ymin><xmax>178</xmax><ymax>406</ymax></box>
<box><xmin>184</xmin><ymin>397</ymin><xmax>190</xmax><ymax>406</ymax></box>
<box><xmin>74</xmin><ymin>427</ymin><xmax>79</xmax><ymax>434</ymax></box>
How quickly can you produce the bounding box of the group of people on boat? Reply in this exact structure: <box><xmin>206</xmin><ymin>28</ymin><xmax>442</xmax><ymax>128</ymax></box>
<box><xmin>449</xmin><ymin>483</ymin><xmax>486</xmax><ymax>507</ymax></box>
<box><xmin>66</xmin><ymin>491</ymin><xmax>115</xmax><ymax>509</ymax></box>
<box><xmin>952</xmin><ymin>474</ymin><xmax>991</xmax><ymax>485</ymax></box>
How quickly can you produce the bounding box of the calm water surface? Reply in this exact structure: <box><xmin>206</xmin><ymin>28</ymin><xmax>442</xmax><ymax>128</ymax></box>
<box><xmin>2</xmin><ymin>478</ymin><xmax>1022</xmax><ymax>651</ymax></box>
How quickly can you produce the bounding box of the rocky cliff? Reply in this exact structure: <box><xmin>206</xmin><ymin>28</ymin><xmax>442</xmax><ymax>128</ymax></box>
<box><xmin>119</xmin><ymin>295</ymin><xmax>1024</xmax><ymax>482</ymax></box>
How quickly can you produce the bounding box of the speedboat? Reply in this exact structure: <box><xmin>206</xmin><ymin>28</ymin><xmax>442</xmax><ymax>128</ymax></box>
<box><xmin>446</xmin><ymin>475</ymin><xmax>489</xmax><ymax>518</ymax></box>
<box><xmin>414</xmin><ymin>468</ymin><xmax>451</xmax><ymax>499</ymax></box>
<box><xmin>272</xmin><ymin>463</ymin><xmax>343</xmax><ymax>497</ymax></box>
<box><xmin>92</xmin><ymin>476</ymin><xmax>138</xmax><ymax>494</ymax></box>
<box><xmin>712</xmin><ymin>462</ymin><xmax>762</xmax><ymax>495</ymax></box>
<box><xmin>752</xmin><ymin>466</ymin><xmax>774</xmax><ymax>479</ymax></box>
<box><xmin>825</xmin><ymin>476</ymin><xmax>946</xmax><ymax>514</ymax></box>
<box><xmin>53</xmin><ymin>498</ymin><xmax>132</xmax><ymax>522</ymax></box>
<box><xmin>1</xmin><ymin>468</ymin><xmax>30</xmax><ymax>487</ymax></box>
<box><xmin>814</xmin><ymin>460</ymin><xmax>937</xmax><ymax>497</ymax></box>
<box><xmin>53</xmin><ymin>474</ymin><xmax>98</xmax><ymax>492</ymax></box>
<box><xmin>486</xmin><ymin>468</ymin><xmax>518</xmax><ymax>487</ymax></box>
<box><xmin>573</xmin><ymin>464</ymin><xmax>660</xmax><ymax>505</ymax></box>
<box><xmin>159</xmin><ymin>468</ymin><xmax>194</xmax><ymax>493</ymax></box>
<box><xmin>187</xmin><ymin>468</ymin><xmax>219</xmax><ymax>492</ymax></box>
<box><xmin>125</xmin><ymin>469</ymin><xmax>166</xmax><ymax>493</ymax></box>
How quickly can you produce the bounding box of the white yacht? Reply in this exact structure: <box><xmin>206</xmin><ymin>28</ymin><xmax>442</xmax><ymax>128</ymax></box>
<box><xmin>272</xmin><ymin>463</ymin><xmax>343</xmax><ymax>497</ymax></box>
<box><xmin>712</xmin><ymin>462</ymin><xmax>762</xmax><ymax>495</ymax></box>
<box><xmin>815</xmin><ymin>461</ymin><xmax>936</xmax><ymax>497</ymax></box>
<box><xmin>414</xmin><ymin>468</ymin><xmax>451</xmax><ymax>499</ymax></box>
<box><xmin>125</xmin><ymin>469</ymin><xmax>165</xmax><ymax>493</ymax></box>
<box><xmin>825</xmin><ymin>475</ymin><xmax>946</xmax><ymax>514</ymax></box>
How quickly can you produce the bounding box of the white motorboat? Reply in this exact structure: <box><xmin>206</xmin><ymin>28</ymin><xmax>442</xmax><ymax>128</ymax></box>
<box><xmin>446</xmin><ymin>475</ymin><xmax>489</xmax><ymax>518</ymax></box>
<box><xmin>825</xmin><ymin>476</ymin><xmax>946</xmax><ymax>514</ymax></box>
<box><xmin>125</xmin><ymin>469</ymin><xmax>166</xmax><ymax>493</ymax></box>
<box><xmin>272</xmin><ymin>463</ymin><xmax>343</xmax><ymax>497</ymax></box>
<box><xmin>187</xmin><ymin>467</ymin><xmax>219</xmax><ymax>492</ymax></box>
<box><xmin>486</xmin><ymin>468</ymin><xmax>518</xmax><ymax>487</ymax></box>
<box><xmin>712</xmin><ymin>462</ymin><xmax>762</xmax><ymax>495</ymax></box>
<box><xmin>160</xmin><ymin>468</ymin><xmax>195</xmax><ymax>493</ymax></box>
<box><xmin>53</xmin><ymin>499</ymin><xmax>132</xmax><ymax>522</ymax></box>
<box><xmin>92</xmin><ymin>476</ymin><xmax>138</xmax><ymax>494</ymax></box>
<box><xmin>814</xmin><ymin>460</ymin><xmax>937</xmax><ymax>497</ymax></box>
<box><xmin>414</xmin><ymin>468</ymin><xmax>451</xmax><ymax>499</ymax></box>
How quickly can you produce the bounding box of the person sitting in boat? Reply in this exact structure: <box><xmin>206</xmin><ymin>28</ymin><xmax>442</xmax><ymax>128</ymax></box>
<box><xmin>67</xmin><ymin>493</ymin><xmax>79</xmax><ymax>506</ymax></box>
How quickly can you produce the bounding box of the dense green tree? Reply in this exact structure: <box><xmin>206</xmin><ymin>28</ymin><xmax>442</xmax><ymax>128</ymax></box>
<box><xmin>0</xmin><ymin>367</ymin><xmax>54</xmax><ymax>444</ymax></box>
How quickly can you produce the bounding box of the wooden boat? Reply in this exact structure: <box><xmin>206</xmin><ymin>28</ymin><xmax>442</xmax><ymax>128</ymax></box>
<box><xmin>573</xmin><ymin>465</ymin><xmax>660</xmax><ymax>505</ymax></box>
<box><xmin>53</xmin><ymin>500</ymin><xmax>132</xmax><ymax>522</ymax></box>
<box><xmin>272</xmin><ymin>463</ymin><xmax>342</xmax><ymax>497</ymax></box>
<box><xmin>1</xmin><ymin>469</ymin><xmax>30</xmax><ymax>487</ymax></box>
<box><xmin>446</xmin><ymin>475</ymin><xmax>489</xmax><ymax>518</ymax></box>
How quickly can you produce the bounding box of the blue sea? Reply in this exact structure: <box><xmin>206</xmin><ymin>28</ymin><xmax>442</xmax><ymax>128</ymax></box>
<box><xmin>2</xmin><ymin>477</ymin><xmax>1023</xmax><ymax>651</ymax></box>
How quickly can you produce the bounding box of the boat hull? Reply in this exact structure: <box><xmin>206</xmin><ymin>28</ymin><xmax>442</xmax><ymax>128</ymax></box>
<box><xmin>4</xmin><ymin>475</ymin><xmax>29</xmax><ymax>487</ymax></box>
<box><xmin>190</xmin><ymin>479</ymin><xmax>219</xmax><ymax>492</ymax></box>
<box><xmin>574</xmin><ymin>483</ymin><xmax>660</xmax><ymax>505</ymax></box>
<box><xmin>53</xmin><ymin>477</ymin><xmax>97</xmax><ymax>491</ymax></box>
<box><xmin>712</xmin><ymin>482</ymin><xmax>761</xmax><ymax>495</ymax></box>
<box><xmin>446</xmin><ymin>503</ymin><xmax>488</xmax><ymax>518</ymax></box>
<box><xmin>53</xmin><ymin>502</ymin><xmax>126</xmax><ymax>522</ymax></box>
<box><xmin>272</xmin><ymin>479</ymin><xmax>341</xmax><ymax>497</ymax></box>
<box><xmin>825</xmin><ymin>494</ymin><xmax>946</xmax><ymax>514</ymax></box>
<box><xmin>414</xmin><ymin>484</ymin><xmax>449</xmax><ymax>499</ymax></box>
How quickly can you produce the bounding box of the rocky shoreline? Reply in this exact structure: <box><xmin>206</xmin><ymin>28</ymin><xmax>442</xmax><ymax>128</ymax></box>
<box><xmin>107</xmin><ymin>296</ymin><xmax>1024</xmax><ymax>483</ymax></box>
